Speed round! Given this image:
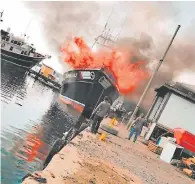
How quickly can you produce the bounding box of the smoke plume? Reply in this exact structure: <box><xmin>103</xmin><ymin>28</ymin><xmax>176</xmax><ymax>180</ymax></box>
<box><xmin>23</xmin><ymin>1</ymin><xmax>103</xmax><ymax>70</ymax></box>
<box><xmin>115</xmin><ymin>2</ymin><xmax>195</xmax><ymax>108</ymax></box>
<box><xmin>24</xmin><ymin>1</ymin><xmax>195</xmax><ymax>109</ymax></box>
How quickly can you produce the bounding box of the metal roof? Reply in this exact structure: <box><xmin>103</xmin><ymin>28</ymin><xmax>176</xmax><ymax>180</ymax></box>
<box><xmin>155</xmin><ymin>81</ymin><xmax>195</xmax><ymax>102</ymax></box>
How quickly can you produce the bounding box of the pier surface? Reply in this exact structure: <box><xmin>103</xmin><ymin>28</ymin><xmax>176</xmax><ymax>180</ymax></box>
<box><xmin>22</xmin><ymin>118</ymin><xmax>194</xmax><ymax>184</ymax></box>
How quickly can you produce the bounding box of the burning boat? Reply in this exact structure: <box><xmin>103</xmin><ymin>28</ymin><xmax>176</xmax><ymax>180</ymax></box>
<box><xmin>1</xmin><ymin>28</ymin><xmax>47</xmax><ymax>70</ymax></box>
<box><xmin>58</xmin><ymin>68</ymin><xmax>119</xmax><ymax>120</ymax></box>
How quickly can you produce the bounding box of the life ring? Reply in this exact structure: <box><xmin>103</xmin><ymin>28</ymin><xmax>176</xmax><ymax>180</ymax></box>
<box><xmin>1</xmin><ymin>43</ymin><xmax>5</xmax><ymax>48</ymax></box>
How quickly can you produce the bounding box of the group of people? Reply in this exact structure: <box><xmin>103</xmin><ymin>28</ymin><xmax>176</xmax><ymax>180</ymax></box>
<box><xmin>90</xmin><ymin>96</ymin><xmax>148</xmax><ymax>142</ymax></box>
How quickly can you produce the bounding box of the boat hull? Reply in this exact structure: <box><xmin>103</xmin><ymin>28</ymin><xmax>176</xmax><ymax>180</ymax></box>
<box><xmin>57</xmin><ymin>95</ymin><xmax>82</xmax><ymax>120</ymax></box>
<box><xmin>59</xmin><ymin>69</ymin><xmax>120</xmax><ymax>119</ymax></box>
<box><xmin>1</xmin><ymin>48</ymin><xmax>45</xmax><ymax>70</ymax></box>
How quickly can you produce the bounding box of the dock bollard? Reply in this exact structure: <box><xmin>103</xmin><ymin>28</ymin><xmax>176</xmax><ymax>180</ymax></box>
<box><xmin>99</xmin><ymin>133</ymin><xmax>106</xmax><ymax>141</ymax></box>
<box><xmin>110</xmin><ymin>118</ymin><xmax>117</xmax><ymax>127</ymax></box>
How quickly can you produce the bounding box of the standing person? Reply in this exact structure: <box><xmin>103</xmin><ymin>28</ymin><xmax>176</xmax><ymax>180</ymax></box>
<box><xmin>91</xmin><ymin>96</ymin><xmax>111</xmax><ymax>134</ymax></box>
<box><xmin>127</xmin><ymin>113</ymin><xmax>147</xmax><ymax>142</ymax></box>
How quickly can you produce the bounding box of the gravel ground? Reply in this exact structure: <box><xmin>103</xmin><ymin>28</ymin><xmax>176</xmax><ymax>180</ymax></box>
<box><xmin>22</xmin><ymin>119</ymin><xmax>194</xmax><ymax>184</ymax></box>
<box><xmin>74</xmin><ymin>126</ymin><xmax>194</xmax><ymax>184</ymax></box>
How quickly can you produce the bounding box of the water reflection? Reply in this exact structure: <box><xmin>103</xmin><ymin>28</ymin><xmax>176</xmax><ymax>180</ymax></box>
<box><xmin>1</xmin><ymin>62</ymin><xmax>74</xmax><ymax>184</ymax></box>
<box><xmin>1</xmin><ymin>61</ymin><xmax>27</xmax><ymax>106</ymax></box>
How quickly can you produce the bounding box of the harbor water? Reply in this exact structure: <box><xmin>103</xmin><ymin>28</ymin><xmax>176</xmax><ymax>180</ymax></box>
<box><xmin>1</xmin><ymin>61</ymin><xmax>76</xmax><ymax>184</ymax></box>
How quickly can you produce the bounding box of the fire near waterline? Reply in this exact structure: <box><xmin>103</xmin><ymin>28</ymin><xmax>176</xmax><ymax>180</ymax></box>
<box><xmin>61</xmin><ymin>37</ymin><xmax>150</xmax><ymax>94</ymax></box>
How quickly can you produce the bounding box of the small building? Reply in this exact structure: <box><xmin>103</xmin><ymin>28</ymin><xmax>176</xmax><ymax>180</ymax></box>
<box><xmin>145</xmin><ymin>82</ymin><xmax>195</xmax><ymax>141</ymax></box>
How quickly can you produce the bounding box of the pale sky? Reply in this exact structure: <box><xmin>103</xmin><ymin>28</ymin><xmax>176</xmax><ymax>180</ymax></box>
<box><xmin>0</xmin><ymin>1</ymin><xmax>61</xmax><ymax>71</ymax></box>
<box><xmin>0</xmin><ymin>1</ymin><xmax>195</xmax><ymax>85</ymax></box>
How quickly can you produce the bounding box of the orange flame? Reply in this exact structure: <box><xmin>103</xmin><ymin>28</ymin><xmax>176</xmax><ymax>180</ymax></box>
<box><xmin>61</xmin><ymin>37</ymin><xmax>149</xmax><ymax>94</ymax></box>
<box><xmin>25</xmin><ymin>134</ymin><xmax>43</xmax><ymax>162</ymax></box>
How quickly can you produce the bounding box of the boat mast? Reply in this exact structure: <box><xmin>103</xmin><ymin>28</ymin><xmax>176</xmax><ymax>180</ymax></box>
<box><xmin>91</xmin><ymin>4</ymin><xmax>126</xmax><ymax>51</ymax></box>
<box><xmin>91</xmin><ymin>4</ymin><xmax>127</xmax><ymax>108</ymax></box>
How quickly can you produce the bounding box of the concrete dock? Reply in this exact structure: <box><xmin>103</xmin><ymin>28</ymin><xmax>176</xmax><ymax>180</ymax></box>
<box><xmin>22</xmin><ymin>118</ymin><xmax>194</xmax><ymax>184</ymax></box>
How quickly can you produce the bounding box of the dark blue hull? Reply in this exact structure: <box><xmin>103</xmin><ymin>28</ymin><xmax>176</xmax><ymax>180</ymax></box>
<box><xmin>1</xmin><ymin>48</ymin><xmax>45</xmax><ymax>70</ymax></box>
<box><xmin>60</xmin><ymin>69</ymin><xmax>120</xmax><ymax>119</ymax></box>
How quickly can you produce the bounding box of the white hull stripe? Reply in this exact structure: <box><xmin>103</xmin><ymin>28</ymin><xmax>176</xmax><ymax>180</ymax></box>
<box><xmin>59</xmin><ymin>94</ymin><xmax>85</xmax><ymax>107</ymax></box>
<box><xmin>1</xmin><ymin>53</ymin><xmax>34</xmax><ymax>63</ymax></box>
<box><xmin>1</xmin><ymin>58</ymin><xmax>31</xmax><ymax>69</ymax></box>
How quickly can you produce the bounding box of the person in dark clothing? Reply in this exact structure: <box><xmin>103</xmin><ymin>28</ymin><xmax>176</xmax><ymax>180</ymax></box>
<box><xmin>127</xmin><ymin>113</ymin><xmax>147</xmax><ymax>142</ymax></box>
<box><xmin>91</xmin><ymin>96</ymin><xmax>111</xmax><ymax>134</ymax></box>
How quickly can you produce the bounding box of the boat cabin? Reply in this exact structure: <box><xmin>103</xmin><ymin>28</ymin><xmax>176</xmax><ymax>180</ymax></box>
<box><xmin>1</xmin><ymin>29</ymin><xmax>43</xmax><ymax>58</ymax></box>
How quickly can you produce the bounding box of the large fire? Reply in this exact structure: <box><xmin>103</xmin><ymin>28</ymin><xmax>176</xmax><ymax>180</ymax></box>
<box><xmin>61</xmin><ymin>37</ymin><xmax>149</xmax><ymax>94</ymax></box>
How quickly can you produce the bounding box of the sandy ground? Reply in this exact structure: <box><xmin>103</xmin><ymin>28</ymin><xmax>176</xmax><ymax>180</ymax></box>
<box><xmin>22</xmin><ymin>118</ymin><xmax>194</xmax><ymax>184</ymax></box>
<box><xmin>63</xmin><ymin>157</ymin><xmax>134</xmax><ymax>184</ymax></box>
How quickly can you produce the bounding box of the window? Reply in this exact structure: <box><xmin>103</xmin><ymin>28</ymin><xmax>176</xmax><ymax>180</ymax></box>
<box><xmin>11</xmin><ymin>40</ymin><xmax>14</xmax><ymax>43</ymax></box>
<box><xmin>104</xmin><ymin>68</ymin><xmax>117</xmax><ymax>85</ymax></box>
<box><xmin>53</xmin><ymin>71</ymin><xmax>56</xmax><ymax>76</ymax></box>
<box><xmin>21</xmin><ymin>51</ymin><xmax>24</xmax><ymax>54</ymax></box>
<box><xmin>1</xmin><ymin>43</ymin><xmax>5</xmax><ymax>47</ymax></box>
<box><xmin>5</xmin><ymin>37</ymin><xmax>10</xmax><ymax>41</ymax></box>
<box><xmin>9</xmin><ymin>46</ymin><xmax>13</xmax><ymax>51</ymax></box>
<box><xmin>14</xmin><ymin>41</ymin><xmax>17</xmax><ymax>45</ymax></box>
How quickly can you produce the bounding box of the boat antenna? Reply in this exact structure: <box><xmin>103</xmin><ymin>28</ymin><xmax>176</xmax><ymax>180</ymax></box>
<box><xmin>104</xmin><ymin>3</ymin><xmax>115</xmax><ymax>31</ymax></box>
<box><xmin>0</xmin><ymin>9</ymin><xmax>4</xmax><ymax>22</ymax></box>
<box><xmin>115</xmin><ymin>15</ymin><xmax>127</xmax><ymax>41</ymax></box>
<box><xmin>24</xmin><ymin>18</ymin><xmax>33</xmax><ymax>37</ymax></box>
<box><xmin>91</xmin><ymin>3</ymin><xmax>126</xmax><ymax>51</ymax></box>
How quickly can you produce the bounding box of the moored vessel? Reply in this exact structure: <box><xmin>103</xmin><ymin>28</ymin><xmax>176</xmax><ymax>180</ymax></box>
<box><xmin>57</xmin><ymin>68</ymin><xmax>120</xmax><ymax>121</ymax></box>
<box><xmin>1</xmin><ymin>28</ymin><xmax>47</xmax><ymax>70</ymax></box>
